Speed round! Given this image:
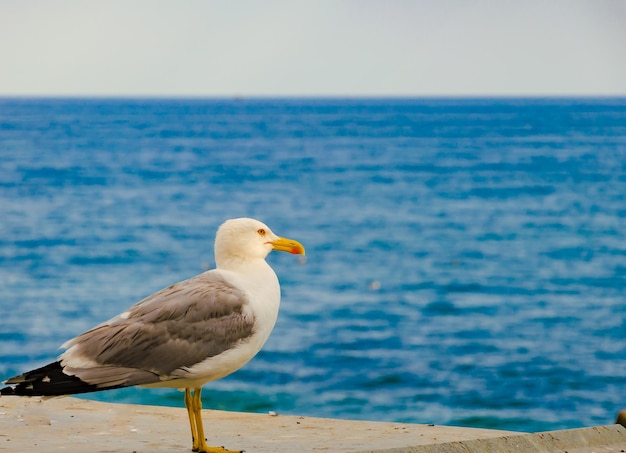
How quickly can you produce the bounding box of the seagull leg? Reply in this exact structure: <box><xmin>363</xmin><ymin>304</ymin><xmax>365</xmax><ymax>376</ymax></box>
<box><xmin>185</xmin><ymin>388</ymin><xmax>200</xmax><ymax>451</ymax></box>
<box><xmin>191</xmin><ymin>387</ymin><xmax>243</xmax><ymax>453</ymax></box>
<box><xmin>192</xmin><ymin>387</ymin><xmax>210</xmax><ymax>452</ymax></box>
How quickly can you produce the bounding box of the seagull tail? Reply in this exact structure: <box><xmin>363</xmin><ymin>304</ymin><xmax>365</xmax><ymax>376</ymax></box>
<box><xmin>1</xmin><ymin>361</ymin><xmax>117</xmax><ymax>396</ymax></box>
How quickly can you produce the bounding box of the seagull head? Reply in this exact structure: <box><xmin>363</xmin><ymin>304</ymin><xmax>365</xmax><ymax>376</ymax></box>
<box><xmin>214</xmin><ymin>218</ymin><xmax>305</xmax><ymax>267</ymax></box>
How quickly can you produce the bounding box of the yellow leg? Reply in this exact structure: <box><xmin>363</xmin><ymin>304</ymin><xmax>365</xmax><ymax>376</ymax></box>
<box><xmin>185</xmin><ymin>388</ymin><xmax>200</xmax><ymax>451</ymax></box>
<box><xmin>192</xmin><ymin>388</ymin><xmax>210</xmax><ymax>453</ymax></box>
<box><xmin>185</xmin><ymin>387</ymin><xmax>242</xmax><ymax>453</ymax></box>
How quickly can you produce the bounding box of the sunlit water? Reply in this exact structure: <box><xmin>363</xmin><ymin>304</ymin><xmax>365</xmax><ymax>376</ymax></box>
<box><xmin>1</xmin><ymin>97</ymin><xmax>625</xmax><ymax>432</ymax></box>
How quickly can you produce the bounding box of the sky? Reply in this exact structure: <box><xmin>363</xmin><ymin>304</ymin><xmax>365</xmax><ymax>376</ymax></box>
<box><xmin>1</xmin><ymin>0</ymin><xmax>625</xmax><ymax>97</ymax></box>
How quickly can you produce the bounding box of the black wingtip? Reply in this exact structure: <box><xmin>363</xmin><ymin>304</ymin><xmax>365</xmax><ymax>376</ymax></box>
<box><xmin>0</xmin><ymin>385</ymin><xmax>16</xmax><ymax>396</ymax></box>
<box><xmin>1</xmin><ymin>361</ymin><xmax>104</xmax><ymax>396</ymax></box>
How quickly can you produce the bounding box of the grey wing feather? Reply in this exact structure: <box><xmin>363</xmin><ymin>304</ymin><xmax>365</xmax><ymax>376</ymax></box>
<box><xmin>60</xmin><ymin>271</ymin><xmax>254</xmax><ymax>386</ymax></box>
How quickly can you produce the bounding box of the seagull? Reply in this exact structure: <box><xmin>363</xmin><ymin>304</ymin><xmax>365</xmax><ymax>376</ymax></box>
<box><xmin>1</xmin><ymin>218</ymin><xmax>305</xmax><ymax>453</ymax></box>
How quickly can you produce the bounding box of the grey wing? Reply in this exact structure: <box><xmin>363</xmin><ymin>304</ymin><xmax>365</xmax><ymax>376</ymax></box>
<box><xmin>59</xmin><ymin>271</ymin><xmax>255</xmax><ymax>388</ymax></box>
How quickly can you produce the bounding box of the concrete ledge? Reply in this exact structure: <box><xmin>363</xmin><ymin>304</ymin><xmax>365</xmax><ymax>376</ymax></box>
<box><xmin>364</xmin><ymin>425</ymin><xmax>626</xmax><ymax>453</ymax></box>
<box><xmin>0</xmin><ymin>396</ymin><xmax>623</xmax><ymax>452</ymax></box>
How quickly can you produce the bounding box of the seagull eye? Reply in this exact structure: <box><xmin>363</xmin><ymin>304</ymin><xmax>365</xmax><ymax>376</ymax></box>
<box><xmin>257</xmin><ymin>229</ymin><xmax>266</xmax><ymax>236</ymax></box>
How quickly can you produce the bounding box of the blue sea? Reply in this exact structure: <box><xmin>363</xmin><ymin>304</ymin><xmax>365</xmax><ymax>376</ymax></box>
<box><xmin>1</xmin><ymin>97</ymin><xmax>625</xmax><ymax>433</ymax></box>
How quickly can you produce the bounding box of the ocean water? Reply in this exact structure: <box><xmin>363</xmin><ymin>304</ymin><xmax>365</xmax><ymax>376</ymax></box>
<box><xmin>1</xmin><ymin>97</ymin><xmax>625</xmax><ymax>433</ymax></box>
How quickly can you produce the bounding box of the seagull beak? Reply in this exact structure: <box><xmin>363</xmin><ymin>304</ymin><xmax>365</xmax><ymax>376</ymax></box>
<box><xmin>271</xmin><ymin>237</ymin><xmax>306</xmax><ymax>255</ymax></box>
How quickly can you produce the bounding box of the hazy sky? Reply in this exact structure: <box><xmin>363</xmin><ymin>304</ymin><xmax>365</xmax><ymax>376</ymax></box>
<box><xmin>1</xmin><ymin>0</ymin><xmax>625</xmax><ymax>96</ymax></box>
